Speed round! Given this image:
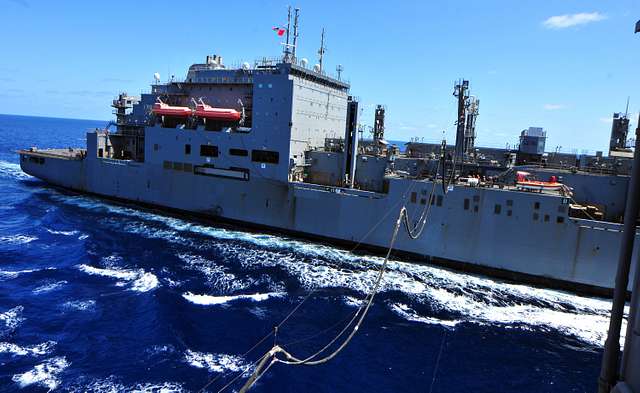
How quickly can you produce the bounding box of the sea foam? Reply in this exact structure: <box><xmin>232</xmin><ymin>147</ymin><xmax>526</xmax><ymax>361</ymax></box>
<box><xmin>12</xmin><ymin>356</ymin><xmax>70</xmax><ymax>391</ymax></box>
<box><xmin>182</xmin><ymin>291</ymin><xmax>283</xmax><ymax>306</ymax></box>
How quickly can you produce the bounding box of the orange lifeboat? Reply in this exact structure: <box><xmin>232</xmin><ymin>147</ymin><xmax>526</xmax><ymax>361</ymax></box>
<box><xmin>516</xmin><ymin>171</ymin><xmax>564</xmax><ymax>191</ymax></box>
<box><xmin>195</xmin><ymin>100</ymin><xmax>242</xmax><ymax>122</ymax></box>
<box><xmin>152</xmin><ymin>100</ymin><xmax>192</xmax><ymax>117</ymax></box>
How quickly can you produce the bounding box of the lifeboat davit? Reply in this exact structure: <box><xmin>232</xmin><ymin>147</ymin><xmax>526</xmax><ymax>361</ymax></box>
<box><xmin>152</xmin><ymin>101</ymin><xmax>192</xmax><ymax>117</ymax></box>
<box><xmin>516</xmin><ymin>171</ymin><xmax>563</xmax><ymax>191</ymax></box>
<box><xmin>195</xmin><ymin>101</ymin><xmax>242</xmax><ymax>122</ymax></box>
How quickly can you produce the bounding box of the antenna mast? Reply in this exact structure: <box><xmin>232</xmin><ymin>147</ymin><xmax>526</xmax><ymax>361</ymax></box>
<box><xmin>626</xmin><ymin>96</ymin><xmax>630</xmax><ymax>117</ymax></box>
<box><xmin>291</xmin><ymin>8</ymin><xmax>300</xmax><ymax>63</ymax></box>
<box><xmin>283</xmin><ymin>6</ymin><xmax>292</xmax><ymax>63</ymax></box>
<box><xmin>318</xmin><ymin>28</ymin><xmax>326</xmax><ymax>73</ymax></box>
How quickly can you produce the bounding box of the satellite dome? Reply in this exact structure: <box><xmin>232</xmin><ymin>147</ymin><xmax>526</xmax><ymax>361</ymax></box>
<box><xmin>153</xmin><ymin>72</ymin><xmax>161</xmax><ymax>82</ymax></box>
<box><xmin>300</xmin><ymin>58</ymin><xmax>308</xmax><ymax>68</ymax></box>
<box><xmin>241</xmin><ymin>62</ymin><xmax>250</xmax><ymax>70</ymax></box>
<box><xmin>313</xmin><ymin>64</ymin><xmax>321</xmax><ymax>73</ymax></box>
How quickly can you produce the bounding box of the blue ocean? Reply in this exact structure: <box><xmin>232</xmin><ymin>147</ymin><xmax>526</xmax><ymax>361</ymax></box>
<box><xmin>0</xmin><ymin>113</ymin><xmax>612</xmax><ymax>392</ymax></box>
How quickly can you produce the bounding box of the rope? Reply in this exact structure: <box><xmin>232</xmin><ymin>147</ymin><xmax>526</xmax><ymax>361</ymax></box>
<box><xmin>428</xmin><ymin>329</ymin><xmax>447</xmax><ymax>393</ymax></box>
<box><xmin>198</xmin><ymin>180</ymin><xmax>418</xmax><ymax>393</ymax></box>
<box><xmin>237</xmin><ymin>206</ymin><xmax>407</xmax><ymax>391</ymax></box>
<box><xmin>211</xmin><ymin>149</ymin><xmax>448</xmax><ymax>392</ymax></box>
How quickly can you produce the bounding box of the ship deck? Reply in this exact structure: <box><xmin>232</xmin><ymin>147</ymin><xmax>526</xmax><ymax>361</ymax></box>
<box><xmin>18</xmin><ymin>148</ymin><xmax>86</xmax><ymax>160</ymax></box>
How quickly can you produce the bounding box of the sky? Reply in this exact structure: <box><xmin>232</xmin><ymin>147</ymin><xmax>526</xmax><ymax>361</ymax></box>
<box><xmin>0</xmin><ymin>0</ymin><xmax>639</xmax><ymax>153</ymax></box>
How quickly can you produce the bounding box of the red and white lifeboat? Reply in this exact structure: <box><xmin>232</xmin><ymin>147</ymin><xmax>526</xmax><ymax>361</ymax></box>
<box><xmin>152</xmin><ymin>100</ymin><xmax>192</xmax><ymax>117</ymax></box>
<box><xmin>516</xmin><ymin>171</ymin><xmax>564</xmax><ymax>191</ymax></box>
<box><xmin>195</xmin><ymin>100</ymin><xmax>242</xmax><ymax>122</ymax></box>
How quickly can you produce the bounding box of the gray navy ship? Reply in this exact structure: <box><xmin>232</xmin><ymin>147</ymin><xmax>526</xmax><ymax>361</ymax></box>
<box><xmin>18</xmin><ymin>14</ymin><xmax>640</xmax><ymax>297</ymax></box>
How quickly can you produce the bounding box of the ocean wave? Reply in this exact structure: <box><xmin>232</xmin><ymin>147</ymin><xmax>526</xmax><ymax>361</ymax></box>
<box><xmin>33</xmin><ymin>280</ymin><xmax>68</xmax><ymax>294</ymax></box>
<box><xmin>0</xmin><ymin>306</ymin><xmax>25</xmax><ymax>332</ymax></box>
<box><xmin>184</xmin><ymin>349</ymin><xmax>250</xmax><ymax>374</ymax></box>
<box><xmin>182</xmin><ymin>291</ymin><xmax>284</xmax><ymax>306</ymax></box>
<box><xmin>343</xmin><ymin>296</ymin><xmax>362</xmax><ymax>308</ymax></box>
<box><xmin>77</xmin><ymin>264</ymin><xmax>159</xmax><ymax>293</ymax></box>
<box><xmin>12</xmin><ymin>356</ymin><xmax>70</xmax><ymax>391</ymax></box>
<box><xmin>0</xmin><ymin>269</ymin><xmax>38</xmax><ymax>280</ymax></box>
<box><xmin>0</xmin><ymin>234</ymin><xmax>37</xmax><ymax>245</ymax></box>
<box><xmin>0</xmin><ymin>341</ymin><xmax>56</xmax><ymax>357</ymax></box>
<box><xmin>389</xmin><ymin>303</ymin><xmax>460</xmax><ymax>328</ymax></box>
<box><xmin>177</xmin><ymin>253</ymin><xmax>250</xmax><ymax>292</ymax></box>
<box><xmin>61</xmin><ymin>300</ymin><xmax>96</xmax><ymax>312</ymax></box>
<box><xmin>69</xmin><ymin>377</ymin><xmax>184</xmax><ymax>393</ymax></box>
<box><xmin>46</xmin><ymin>228</ymin><xmax>80</xmax><ymax>236</ymax></box>
<box><xmin>211</xmin><ymin>244</ymin><xmax>622</xmax><ymax>347</ymax></box>
<box><xmin>52</xmin><ymin>189</ymin><xmax>620</xmax><ymax>346</ymax></box>
<box><xmin>0</xmin><ymin>160</ymin><xmax>31</xmax><ymax>180</ymax></box>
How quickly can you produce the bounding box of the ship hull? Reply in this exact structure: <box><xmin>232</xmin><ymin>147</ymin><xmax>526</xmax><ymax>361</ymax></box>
<box><xmin>19</xmin><ymin>150</ymin><xmax>637</xmax><ymax>297</ymax></box>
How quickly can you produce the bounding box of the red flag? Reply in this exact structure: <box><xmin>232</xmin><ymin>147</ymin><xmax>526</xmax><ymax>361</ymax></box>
<box><xmin>272</xmin><ymin>26</ymin><xmax>286</xmax><ymax>37</ymax></box>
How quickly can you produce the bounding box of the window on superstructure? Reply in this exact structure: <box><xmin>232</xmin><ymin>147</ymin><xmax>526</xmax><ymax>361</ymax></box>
<box><xmin>534</xmin><ymin>201</ymin><xmax>540</xmax><ymax>210</ymax></box>
<box><xmin>411</xmin><ymin>192</ymin><xmax>417</xmax><ymax>204</ymax></box>
<box><xmin>183</xmin><ymin>163</ymin><xmax>193</xmax><ymax>172</ymax></box>
<box><xmin>464</xmin><ymin>199</ymin><xmax>470</xmax><ymax>210</ymax></box>
<box><xmin>251</xmin><ymin>150</ymin><xmax>279</xmax><ymax>164</ymax></box>
<box><xmin>173</xmin><ymin>162</ymin><xmax>183</xmax><ymax>171</ymax></box>
<box><xmin>229</xmin><ymin>148</ymin><xmax>248</xmax><ymax>157</ymax></box>
<box><xmin>557</xmin><ymin>216</ymin><xmax>565</xmax><ymax>224</ymax></box>
<box><xmin>494</xmin><ymin>204</ymin><xmax>501</xmax><ymax>215</ymax></box>
<box><xmin>200</xmin><ymin>145</ymin><xmax>219</xmax><ymax>157</ymax></box>
<box><xmin>163</xmin><ymin>161</ymin><xmax>171</xmax><ymax>169</ymax></box>
<box><xmin>185</xmin><ymin>144</ymin><xmax>191</xmax><ymax>155</ymax></box>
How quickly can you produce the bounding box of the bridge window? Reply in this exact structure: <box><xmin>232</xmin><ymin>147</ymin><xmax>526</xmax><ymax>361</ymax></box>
<box><xmin>557</xmin><ymin>216</ymin><xmax>565</xmax><ymax>224</ymax></box>
<box><xmin>172</xmin><ymin>162</ymin><xmax>183</xmax><ymax>171</ymax></box>
<box><xmin>200</xmin><ymin>145</ymin><xmax>219</xmax><ymax>157</ymax></box>
<box><xmin>251</xmin><ymin>150</ymin><xmax>279</xmax><ymax>164</ymax></box>
<box><xmin>464</xmin><ymin>198</ymin><xmax>470</xmax><ymax>210</ymax></box>
<box><xmin>185</xmin><ymin>144</ymin><xmax>191</xmax><ymax>155</ymax></box>
<box><xmin>229</xmin><ymin>148</ymin><xmax>248</xmax><ymax>157</ymax></box>
<box><xmin>494</xmin><ymin>204</ymin><xmax>501</xmax><ymax>215</ymax></box>
<box><xmin>534</xmin><ymin>201</ymin><xmax>540</xmax><ymax>210</ymax></box>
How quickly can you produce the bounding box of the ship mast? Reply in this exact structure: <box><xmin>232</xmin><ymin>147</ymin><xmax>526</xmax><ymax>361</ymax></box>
<box><xmin>283</xmin><ymin>6</ymin><xmax>292</xmax><ymax>63</ymax></box>
<box><xmin>318</xmin><ymin>28</ymin><xmax>326</xmax><ymax>73</ymax></box>
<box><xmin>291</xmin><ymin>8</ymin><xmax>300</xmax><ymax>63</ymax></box>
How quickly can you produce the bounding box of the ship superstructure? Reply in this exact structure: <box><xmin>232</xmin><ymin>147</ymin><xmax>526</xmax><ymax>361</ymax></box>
<box><xmin>18</xmin><ymin>15</ymin><xmax>639</xmax><ymax>296</ymax></box>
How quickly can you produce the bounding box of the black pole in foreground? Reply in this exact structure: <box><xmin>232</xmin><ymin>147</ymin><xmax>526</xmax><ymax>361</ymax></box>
<box><xmin>598</xmin><ymin>88</ymin><xmax>640</xmax><ymax>393</ymax></box>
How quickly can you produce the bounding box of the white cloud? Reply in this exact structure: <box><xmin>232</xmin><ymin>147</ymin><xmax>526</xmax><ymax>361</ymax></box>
<box><xmin>544</xmin><ymin>104</ymin><xmax>564</xmax><ymax>110</ymax></box>
<box><xmin>542</xmin><ymin>12</ymin><xmax>606</xmax><ymax>29</ymax></box>
<box><xmin>600</xmin><ymin>117</ymin><xmax>612</xmax><ymax>123</ymax></box>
